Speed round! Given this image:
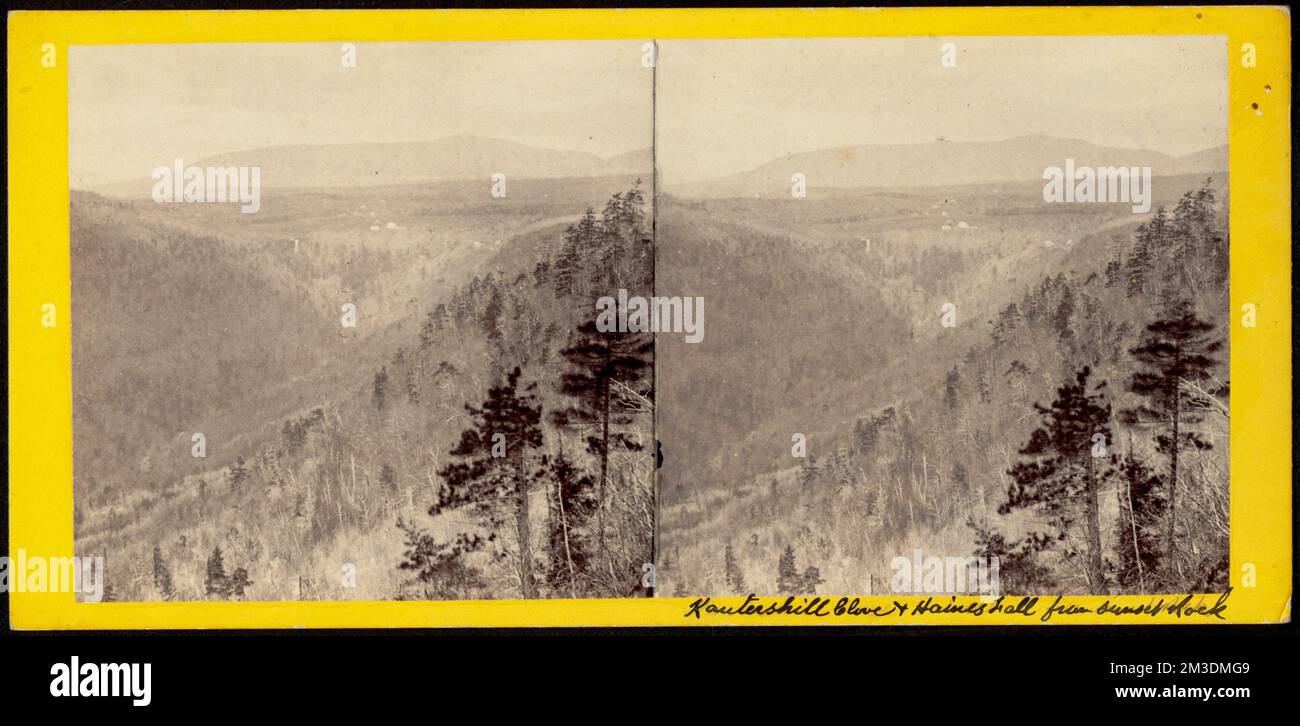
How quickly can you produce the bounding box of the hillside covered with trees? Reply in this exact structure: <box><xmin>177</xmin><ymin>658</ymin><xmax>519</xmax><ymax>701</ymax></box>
<box><xmin>73</xmin><ymin>182</ymin><xmax>656</xmax><ymax>601</ymax></box>
<box><xmin>658</xmin><ymin>179</ymin><xmax>1230</xmax><ymax>597</ymax></box>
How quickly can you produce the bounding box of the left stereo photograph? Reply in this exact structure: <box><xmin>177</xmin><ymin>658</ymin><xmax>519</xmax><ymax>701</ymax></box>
<box><xmin>68</xmin><ymin>42</ymin><xmax>658</xmax><ymax>602</ymax></box>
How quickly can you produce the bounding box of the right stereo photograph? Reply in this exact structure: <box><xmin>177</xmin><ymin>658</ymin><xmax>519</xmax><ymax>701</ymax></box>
<box><xmin>653</xmin><ymin>36</ymin><xmax>1231</xmax><ymax>600</ymax></box>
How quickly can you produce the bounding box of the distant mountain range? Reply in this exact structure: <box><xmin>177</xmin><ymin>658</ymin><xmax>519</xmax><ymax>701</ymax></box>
<box><xmin>93</xmin><ymin>135</ymin><xmax>652</xmax><ymax>196</ymax></box>
<box><xmin>91</xmin><ymin>134</ymin><xmax>1227</xmax><ymax>200</ymax></box>
<box><xmin>670</xmin><ymin>136</ymin><xmax>1228</xmax><ymax>198</ymax></box>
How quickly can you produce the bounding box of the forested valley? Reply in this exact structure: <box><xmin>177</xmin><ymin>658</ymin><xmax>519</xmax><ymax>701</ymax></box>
<box><xmin>658</xmin><ymin>179</ymin><xmax>1230</xmax><ymax>597</ymax></box>
<box><xmin>73</xmin><ymin>181</ymin><xmax>655</xmax><ymax>601</ymax></box>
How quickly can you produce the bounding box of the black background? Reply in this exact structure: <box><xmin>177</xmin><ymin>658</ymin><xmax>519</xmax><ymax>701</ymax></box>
<box><xmin>1</xmin><ymin>628</ymin><xmax>1295</xmax><ymax>712</ymax></box>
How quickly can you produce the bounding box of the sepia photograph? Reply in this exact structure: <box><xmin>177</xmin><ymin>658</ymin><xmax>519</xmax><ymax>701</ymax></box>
<box><xmin>653</xmin><ymin>36</ymin><xmax>1231</xmax><ymax>599</ymax></box>
<box><xmin>69</xmin><ymin>40</ymin><xmax>657</xmax><ymax>602</ymax></box>
<box><xmin>4</xmin><ymin>4</ymin><xmax>1293</xmax><ymax>713</ymax></box>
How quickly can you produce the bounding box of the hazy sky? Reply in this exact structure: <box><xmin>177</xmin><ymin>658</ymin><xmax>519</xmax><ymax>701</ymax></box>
<box><xmin>656</xmin><ymin>36</ymin><xmax>1229</xmax><ymax>185</ymax></box>
<box><xmin>69</xmin><ymin>41</ymin><xmax>654</xmax><ymax>187</ymax></box>
<box><xmin>70</xmin><ymin>37</ymin><xmax>1229</xmax><ymax>189</ymax></box>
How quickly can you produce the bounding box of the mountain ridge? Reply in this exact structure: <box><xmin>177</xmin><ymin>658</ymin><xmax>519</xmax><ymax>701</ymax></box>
<box><xmin>670</xmin><ymin>136</ymin><xmax>1228</xmax><ymax>198</ymax></box>
<box><xmin>91</xmin><ymin>135</ymin><xmax>653</xmax><ymax>197</ymax></box>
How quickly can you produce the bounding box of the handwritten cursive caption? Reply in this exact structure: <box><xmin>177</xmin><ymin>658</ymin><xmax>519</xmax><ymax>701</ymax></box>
<box><xmin>683</xmin><ymin>588</ymin><xmax>1232</xmax><ymax>623</ymax></box>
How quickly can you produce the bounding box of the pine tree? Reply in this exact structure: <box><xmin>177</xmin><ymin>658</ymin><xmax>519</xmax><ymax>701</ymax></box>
<box><xmin>1176</xmin><ymin>183</ymin><xmax>1227</xmax><ymax>287</ymax></box>
<box><xmin>724</xmin><ymin>543</ymin><xmax>746</xmax><ymax>593</ymax></box>
<box><xmin>1126</xmin><ymin>208</ymin><xmax>1167</xmax><ymax>297</ymax></box>
<box><xmin>1104</xmin><ymin>257</ymin><xmax>1124</xmax><ymax>288</ymax></box>
<box><xmin>204</xmin><ymin>545</ymin><xmax>228</xmax><ymax>598</ymax></box>
<box><xmin>1114</xmin><ymin>444</ymin><xmax>1165</xmax><ymax>590</ymax></box>
<box><xmin>552</xmin><ymin>240</ymin><xmax>582</xmax><ymax>298</ymax></box>
<box><xmin>379</xmin><ymin>462</ymin><xmax>397</xmax><ymax>495</ymax></box>
<box><xmin>396</xmin><ymin>516</ymin><xmax>484</xmax><ymax>600</ymax></box>
<box><xmin>831</xmin><ymin>443</ymin><xmax>854</xmax><ymax>489</ymax></box>
<box><xmin>436</xmin><ymin>366</ymin><xmax>544</xmax><ymax>599</ymax></box>
<box><xmin>553</xmin><ymin>208</ymin><xmax>599</xmax><ymax>298</ymax></box>
<box><xmin>542</xmin><ymin>443</ymin><xmax>597</xmax><ymax>597</ymax></box>
<box><xmin>854</xmin><ymin>417</ymin><xmax>880</xmax><ymax>458</ymax></box>
<box><xmin>1122</xmin><ymin>299</ymin><xmax>1222</xmax><ymax>565</ymax></box>
<box><xmin>994</xmin><ymin>303</ymin><xmax>1022</xmax><ymax>343</ymax></box>
<box><xmin>969</xmin><ymin>520</ymin><xmax>1055</xmax><ymax>594</ymax></box>
<box><xmin>532</xmin><ymin>259</ymin><xmax>551</xmax><ymax>288</ymax></box>
<box><xmin>1053</xmin><ymin>284</ymin><xmax>1075</xmax><ymax>342</ymax></box>
<box><xmin>595</xmin><ymin>183</ymin><xmax>650</xmax><ymax>289</ymax></box>
<box><xmin>776</xmin><ymin>544</ymin><xmax>801</xmax><ymax>594</ymax></box>
<box><xmin>800</xmin><ymin>566</ymin><xmax>825</xmax><ymax>594</ymax></box>
<box><xmin>372</xmin><ymin>366</ymin><xmax>389</xmax><ymax>411</ymax></box>
<box><xmin>481</xmin><ymin>285</ymin><xmax>503</xmax><ymax>342</ymax></box>
<box><xmin>227</xmin><ymin>568</ymin><xmax>253</xmax><ymax>599</ymax></box>
<box><xmin>943</xmin><ymin>368</ymin><xmax>961</xmax><ymax>410</ymax></box>
<box><xmin>552</xmin><ymin>320</ymin><xmax>652</xmax><ymax>549</ymax></box>
<box><xmin>152</xmin><ymin>545</ymin><xmax>174</xmax><ymax>600</ymax></box>
<box><xmin>1003</xmin><ymin>366</ymin><xmax>1113</xmax><ymax>592</ymax></box>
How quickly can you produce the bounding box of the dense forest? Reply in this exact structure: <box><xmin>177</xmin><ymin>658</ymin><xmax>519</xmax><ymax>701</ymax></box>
<box><xmin>658</xmin><ymin>180</ymin><xmax>1230</xmax><ymax>597</ymax></box>
<box><xmin>73</xmin><ymin>182</ymin><xmax>655</xmax><ymax>601</ymax></box>
<box><xmin>72</xmin><ymin>170</ymin><xmax>1232</xmax><ymax>601</ymax></box>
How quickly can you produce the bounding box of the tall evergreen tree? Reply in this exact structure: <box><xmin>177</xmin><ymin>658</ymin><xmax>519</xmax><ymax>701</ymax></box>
<box><xmin>1003</xmin><ymin>366</ymin><xmax>1113</xmax><ymax>592</ymax></box>
<box><xmin>552</xmin><ymin>320</ymin><xmax>652</xmax><ymax>549</ymax></box>
<box><xmin>943</xmin><ymin>368</ymin><xmax>961</xmax><ymax>410</ymax></box>
<box><xmin>372</xmin><ymin>366</ymin><xmax>389</xmax><ymax>411</ymax></box>
<box><xmin>1114</xmin><ymin>443</ymin><xmax>1165</xmax><ymax>590</ymax></box>
<box><xmin>776</xmin><ymin>544</ymin><xmax>800</xmax><ymax>594</ymax></box>
<box><xmin>1126</xmin><ymin>208</ymin><xmax>1168</xmax><ymax>297</ymax></box>
<box><xmin>552</xmin><ymin>238</ymin><xmax>583</xmax><ymax>298</ymax></box>
<box><xmin>204</xmin><ymin>545</ymin><xmax>228</xmax><ymax>598</ymax></box>
<box><xmin>152</xmin><ymin>545</ymin><xmax>174</xmax><ymax>600</ymax></box>
<box><xmin>481</xmin><ymin>285</ymin><xmax>504</xmax><ymax>342</ymax></box>
<box><xmin>542</xmin><ymin>443</ymin><xmax>597</xmax><ymax>597</ymax></box>
<box><xmin>1122</xmin><ymin>299</ymin><xmax>1222</xmax><ymax>565</ymax></box>
<box><xmin>724</xmin><ymin>543</ymin><xmax>746</xmax><ymax>593</ymax></box>
<box><xmin>436</xmin><ymin>366</ymin><xmax>544</xmax><ymax>599</ymax></box>
<box><xmin>552</xmin><ymin>208</ymin><xmax>601</xmax><ymax>299</ymax></box>
<box><xmin>1053</xmin><ymin>283</ymin><xmax>1076</xmax><ymax>342</ymax></box>
<box><xmin>532</xmin><ymin>259</ymin><xmax>551</xmax><ymax>288</ymax></box>
<box><xmin>1104</xmin><ymin>257</ymin><xmax>1124</xmax><ymax>288</ymax></box>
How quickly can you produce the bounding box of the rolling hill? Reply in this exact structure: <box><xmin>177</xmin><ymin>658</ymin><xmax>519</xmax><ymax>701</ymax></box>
<box><xmin>670</xmin><ymin>136</ymin><xmax>1227</xmax><ymax>198</ymax></box>
<box><xmin>95</xmin><ymin>135</ymin><xmax>652</xmax><ymax>197</ymax></box>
